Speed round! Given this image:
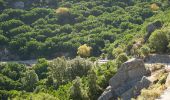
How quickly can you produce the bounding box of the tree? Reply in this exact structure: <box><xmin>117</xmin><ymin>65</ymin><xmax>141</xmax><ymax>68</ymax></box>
<box><xmin>149</xmin><ymin>30</ymin><xmax>168</xmax><ymax>53</ymax></box>
<box><xmin>0</xmin><ymin>34</ymin><xmax>8</xmax><ymax>46</ymax></box>
<box><xmin>87</xmin><ymin>69</ymin><xmax>100</xmax><ymax>100</ymax></box>
<box><xmin>140</xmin><ymin>45</ymin><xmax>150</xmax><ymax>57</ymax></box>
<box><xmin>56</xmin><ymin>7</ymin><xmax>69</xmax><ymax>15</ymax></box>
<box><xmin>116</xmin><ymin>53</ymin><xmax>128</xmax><ymax>67</ymax></box>
<box><xmin>77</xmin><ymin>44</ymin><xmax>92</xmax><ymax>57</ymax></box>
<box><xmin>112</xmin><ymin>47</ymin><xmax>124</xmax><ymax>58</ymax></box>
<box><xmin>48</xmin><ymin>57</ymin><xmax>67</xmax><ymax>86</ymax></box>
<box><xmin>150</xmin><ymin>3</ymin><xmax>159</xmax><ymax>11</ymax></box>
<box><xmin>33</xmin><ymin>58</ymin><xmax>48</xmax><ymax>79</ymax></box>
<box><xmin>69</xmin><ymin>77</ymin><xmax>88</xmax><ymax>100</ymax></box>
<box><xmin>69</xmin><ymin>57</ymin><xmax>92</xmax><ymax>79</ymax></box>
<box><xmin>21</xmin><ymin>70</ymin><xmax>39</xmax><ymax>92</ymax></box>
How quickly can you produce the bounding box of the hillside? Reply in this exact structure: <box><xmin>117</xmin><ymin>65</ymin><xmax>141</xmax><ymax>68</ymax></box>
<box><xmin>0</xmin><ymin>0</ymin><xmax>169</xmax><ymax>60</ymax></box>
<box><xmin>1</xmin><ymin>0</ymin><xmax>170</xmax><ymax>100</ymax></box>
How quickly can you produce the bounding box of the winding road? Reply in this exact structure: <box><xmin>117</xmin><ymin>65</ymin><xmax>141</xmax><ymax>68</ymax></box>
<box><xmin>0</xmin><ymin>60</ymin><xmax>37</xmax><ymax>66</ymax></box>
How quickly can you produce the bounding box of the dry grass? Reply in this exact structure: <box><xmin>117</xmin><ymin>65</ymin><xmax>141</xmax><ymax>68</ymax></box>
<box><xmin>135</xmin><ymin>71</ymin><xmax>168</xmax><ymax>100</ymax></box>
<box><xmin>136</xmin><ymin>84</ymin><xmax>166</xmax><ymax>100</ymax></box>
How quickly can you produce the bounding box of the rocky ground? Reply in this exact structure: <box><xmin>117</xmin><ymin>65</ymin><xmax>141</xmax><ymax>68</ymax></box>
<box><xmin>156</xmin><ymin>88</ymin><xmax>170</xmax><ymax>100</ymax></box>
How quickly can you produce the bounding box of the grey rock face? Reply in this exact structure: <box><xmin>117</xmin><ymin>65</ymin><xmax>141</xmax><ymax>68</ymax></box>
<box><xmin>98</xmin><ymin>86</ymin><xmax>115</xmax><ymax>100</ymax></box>
<box><xmin>121</xmin><ymin>76</ymin><xmax>151</xmax><ymax>100</ymax></box>
<box><xmin>98</xmin><ymin>58</ymin><xmax>149</xmax><ymax>100</ymax></box>
<box><xmin>109</xmin><ymin>58</ymin><xmax>148</xmax><ymax>88</ymax></box>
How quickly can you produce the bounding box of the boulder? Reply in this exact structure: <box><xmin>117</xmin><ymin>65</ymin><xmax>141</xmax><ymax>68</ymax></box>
<box><xmin>98</xmin><ymin>58</ymin><xmax>149</xmax><ymax>100</ymax></box>
<box><xmin>109</xmin><ymin>58</ymin><xmax>148</xmax><ymax>88</ymax></box>
<box><xmin>121</xmin><ymin>76</ymin><xmax>151</xmax><ymax>100</ymax></box>
<box><xmin>98</xmin><ymin>86</ymin><xmax>116</xmax><ymax>100</ymax></box>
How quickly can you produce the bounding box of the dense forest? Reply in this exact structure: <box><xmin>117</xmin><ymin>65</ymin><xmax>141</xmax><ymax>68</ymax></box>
<box><xmin>1</xmin><ymin>0</ymin><xmax>170</xmax><ymax>100</ymax></box>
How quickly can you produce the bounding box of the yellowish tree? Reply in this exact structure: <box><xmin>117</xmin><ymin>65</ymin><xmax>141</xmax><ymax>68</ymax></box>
<box><xmin>56</xmin><ymin>7</ymin><xmax>69</xmax><ymax>15</ymax></box>
<box><xmin>150</xmin><ymin>3</ymin><xmax>159</xmax><ymax>11</ymax></box>
<box><xmin>77</xmin><ymin>44</ymin><xmax>92</xmax><ymax>57</ymax></box>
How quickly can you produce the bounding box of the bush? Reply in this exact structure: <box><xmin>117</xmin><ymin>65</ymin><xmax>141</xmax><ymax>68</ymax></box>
<box><xmin>116</xmin><ymin>53</ymin><xmax>128</xmax><ymax>67</ymax></box>
<box><xmin>140</xmin><ymin>45</ymin><xmax>150</xmax><ymax>57</ymax></box>
<box><xmin>149</xmin><ymin>30</ymin><xmax>168</xmax><ymax>53</ymax></box>
<box><xmin>112</xmin><ymin>47</ymin><xmax>124</xmax><ymax>58</ymax></box>
<box><xmin>69</xmin><ymin>77</ymin><xmax>88</xmax><ymax>100</ymax></box>
<box><xmin>33</xmin><ymin>58</ymin><xmax>48</xmax><ymax>79</ymax></box>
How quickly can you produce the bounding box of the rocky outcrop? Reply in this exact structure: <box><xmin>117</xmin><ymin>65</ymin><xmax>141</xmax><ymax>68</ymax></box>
<box><xmin>98</xmin><ymin>58</ymin><xmax>150</xmax><ymax>100</ymax></box>
<box><xmin>98</xmin><ymin>86</ymin><xmax>116</xmax><ymax>100</ymax></box>
<box><xmin>121</xmin><ymin>76</ymin><xmax>151</xmax><ymax>99</ymax></box>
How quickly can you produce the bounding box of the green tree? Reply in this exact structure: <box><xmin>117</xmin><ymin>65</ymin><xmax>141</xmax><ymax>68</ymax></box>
<box><xmin>21</xmin><ymin>70</ymin><xmax>39</xmax><ymax>92</ymax></box>
<box><xmin>112</xmin><ymin>47</ymin><xmax>124</xmax><ymax>58</ymax></box>
<box><xmin>140</xmin><ymin>45</ymin><xmax>150</xmax><ymax>57</ymax></box>
<box><xmin>48</xmin><ymin>57</ymin><xmax>67</xmax><ymax>86</ymax></box>
<box><xmin>116</xmin><ymin>53</ymin><xmax>128</xmax><ymax>67</ymax></box>
<box><xmin>70</xmin><ymin>77</ymin><xmax>88</xmax><ymax>100</ymax></box>
<box><xmin>149</xmin><ymin>30</ymin><xmax>168</xmax><ymax>53</ymax></box>
<box><xmin>33</xmin><ymin>58</ymin><xmax>48</xmax><ymax>79</ymax></box>
<box><xmin>87</xmin><ymin>69</ymin><xmax>100</xmax><ymax>100</ymax></box>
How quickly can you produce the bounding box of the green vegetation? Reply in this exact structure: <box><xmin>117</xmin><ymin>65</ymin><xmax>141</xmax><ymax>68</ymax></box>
<box><xmin>0</xmin><ymin>0</ymin><xmax>168</xmax><ymax>60</ymax></box>
<box><xmin>0</xmin><ymin>57</ymin><xmax>118</xmax><ymax>100</ymax></box>
<box><xmin>1</xmin><ymin>0</ymin><xmax>170</xmax><ymax>99</ymax></box>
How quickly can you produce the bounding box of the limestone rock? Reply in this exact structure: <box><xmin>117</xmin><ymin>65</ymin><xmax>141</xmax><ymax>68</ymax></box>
<box><xmin>98</xmin><ymin>86</ymin><xmax>115</xmax><ymax>100</ymax></box>
<box><xmin>121</xmin><ymin>76</ymin><xmax>151</xmax><ymax>100</ymax></box>
<box><xmin>98</xmin><ymin>58</ymin><xmax>149</xmax><ymax>100</ymax></box>
<box><xmin>109</xmin><ymin>58</ymin><xmax>148</xmax><ymax>88</ymax></box>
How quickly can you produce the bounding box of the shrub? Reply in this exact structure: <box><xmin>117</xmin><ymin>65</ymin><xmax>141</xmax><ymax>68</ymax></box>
<box><xmin>140</xmin><ymin>45</ymin><xmax>150</xmax><ymax>57</ymax></box>
<box><xmin>69</xmin><ymin>77</ymin><xmax>88</xmax><ymax>100</ymax></box>
<box><xmin>112</xmin><ymin>47</ymin><xmax>124</xmax><ymax>58</ymax></box>
<box><xmin>149</xmin><ymin>30</ymin><xmax>168</xmax><ymax>53</ymax></box>
<box><xmin>21</xmin><ymin>70</ymin><xmax>39</xmax><ymax>92</ymax></box>
<box><xmin>33</xmin><ymin>58</ymin><xmax>48</xmax><ymax>79</ymax></box>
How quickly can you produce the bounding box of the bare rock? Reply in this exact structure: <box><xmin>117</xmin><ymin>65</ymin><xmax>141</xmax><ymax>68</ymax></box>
<box><xmin>98</xmin><ymin>58</ymin><xmax>149</xmax><ymax>100</ymax></box>
<box><xmin>98</xmin><ymin>86</ymin><xmax>115</xmax><ymax>100</ymax></box>
<box><xmin>121</xmin><ymin>76</ymin><xmax>151</xmax><ymax>100</ymax></box>
<box><xmin>109</xmin><ymin>58</ymin><xmax>148</xmax><ymax>88</ymax></box>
